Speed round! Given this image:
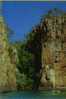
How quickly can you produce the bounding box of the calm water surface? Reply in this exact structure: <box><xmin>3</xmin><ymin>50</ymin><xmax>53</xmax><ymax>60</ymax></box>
<box><xmin>0</xmin><ymin>91</ymin><xmax>66</xmax><ymax>99</ymax></box>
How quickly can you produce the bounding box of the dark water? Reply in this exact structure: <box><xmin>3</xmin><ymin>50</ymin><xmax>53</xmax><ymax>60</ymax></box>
<box><xmin>0</xmin><ymin>90</ymin><xmax>66</xmax><ymax>99</ymax></box>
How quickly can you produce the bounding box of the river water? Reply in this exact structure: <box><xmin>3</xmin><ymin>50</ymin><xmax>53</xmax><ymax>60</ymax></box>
<box><xmin>0</xmin><ymin>91</ymin><xmax>66</xmax><ymax>99</ymax></box>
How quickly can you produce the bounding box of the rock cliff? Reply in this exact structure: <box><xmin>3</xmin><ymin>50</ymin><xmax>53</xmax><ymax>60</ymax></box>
<box><xmin>40</xmin><ymin>14</ymin><xmax>66</xmax><ymax>89</ymax></box>
<box><xmin>0</xmin><ymin>16</ymin><xmax>16</xmax><ymax>92</ymax></box>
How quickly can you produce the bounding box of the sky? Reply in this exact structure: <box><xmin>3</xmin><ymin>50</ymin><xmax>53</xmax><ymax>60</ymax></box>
<box><xmin>2</xmin><ymin>1</ymin><xmax>66</xmax><ymax>42</ymax></box>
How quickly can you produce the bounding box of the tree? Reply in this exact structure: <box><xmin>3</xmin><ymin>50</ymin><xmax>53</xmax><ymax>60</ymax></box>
<box><xmin>54</xmin><ymin>8</ymin><xmax>60</xmax><ymax>16</ymax></box>
<box><xmin>14</xmin><ymin>41</ymin><xmax>36</xmax><ymax>90</ymax></box>
<box><xmin>6</xmin><ymin>26</ymin><xmax>14</xmax><ymax>40</ymax></box>
<box><xmin>48</xmin><ymin>9</ymin><xmax>52</xmax><ymax>16</ymax></box>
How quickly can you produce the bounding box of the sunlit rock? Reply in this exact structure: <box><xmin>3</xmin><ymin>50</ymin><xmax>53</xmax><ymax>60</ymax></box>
<box><xmin>40</xmin><ymin>14</ymin><xmax>66</xmax><ymax>89</ymax></box>
<box><xmin>0</xmin><ymin>16</ymin><xmax>16</xmax><ymax>92</ymax></box>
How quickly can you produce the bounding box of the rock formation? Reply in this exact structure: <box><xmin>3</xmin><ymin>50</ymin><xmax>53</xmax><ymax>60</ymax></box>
<box><xmin>0</xmin><ymin>16</ymin><xmax>16</xmax><ymax>92</ymax></box>
<box><xmin>40</xmin><ymin>14</ymin><xmax>66</xmax><ymax>89</ymax></box>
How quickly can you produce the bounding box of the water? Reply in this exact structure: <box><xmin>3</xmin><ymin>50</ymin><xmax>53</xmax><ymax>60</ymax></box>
<box><xmin>0</xmin><ymin>90</ymin><xmax>66</xmax><ymax>99</ymax></box>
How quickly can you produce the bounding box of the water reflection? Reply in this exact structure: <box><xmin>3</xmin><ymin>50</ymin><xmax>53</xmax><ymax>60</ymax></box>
<box><xmin>0</xmin><ymin>90</ymin><xmax>66</xmax><ymax>99</ymax></box>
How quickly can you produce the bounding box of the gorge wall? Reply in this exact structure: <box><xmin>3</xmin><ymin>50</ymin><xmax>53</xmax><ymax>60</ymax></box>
<box><xmin>40</xmin><ymin>14</ymin><xmax>66</xmax><ymax>89</ymax></box>
<box><xmin>1</xmin><ymin>11</ymin><xmax>66</xmax><ymax>91</ymax></box>
<box><xmin>0</xmin><ymin>16</ymin><xmax>16</xmax><ymax>92</ymax></box>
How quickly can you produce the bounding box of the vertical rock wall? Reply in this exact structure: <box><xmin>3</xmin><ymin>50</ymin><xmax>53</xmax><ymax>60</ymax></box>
<box><xmin>0</xmin><ymin>16</ymin><xmax>16</xmax><ymax>92</ymax></box>
<box><xmin>40</xmin><ymin>14</ymin><xmax>66</xmax><ymax>89</ymax></box>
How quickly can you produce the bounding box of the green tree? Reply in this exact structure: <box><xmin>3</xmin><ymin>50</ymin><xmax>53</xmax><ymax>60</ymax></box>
<box><xmin>14</xmin><ymin>41</ymin><xmax>36</xmax><ymax>90</ymax></box>
<box><xmin>54</xmin><ymin>8</ymin><xmax>60</xmax><ymax>15</ymax></box>
<box><xmin>48</xmin><ymin>9</ymin><xmax>52</xmax><ymax>16</ymax></box>
<box><xmin>6</xmin><ymin>26</ymin><xmax>14</xmax><ymax>40</ymax></box>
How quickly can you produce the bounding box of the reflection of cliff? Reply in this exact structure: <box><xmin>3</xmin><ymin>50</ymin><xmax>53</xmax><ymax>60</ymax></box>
<box><xmin>40</xmin><ymin>14</ymin><xmax>66</xmax><ymax>89</ymax></box>
<box><xmin>0</xmin><ymin>16</ymin><xmax>16</xmax><ymax>92</ymax></box>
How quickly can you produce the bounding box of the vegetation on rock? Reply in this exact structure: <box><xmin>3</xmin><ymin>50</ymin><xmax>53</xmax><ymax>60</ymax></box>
<box><xmin>0</xmin><ymin>8</ymin><xmax>66</xmax><ymax>92</ymax></box>
<box><xmin>13</xmin><ymin>8</ymin><xmax>66</xmax><ymax>90</ymax></box>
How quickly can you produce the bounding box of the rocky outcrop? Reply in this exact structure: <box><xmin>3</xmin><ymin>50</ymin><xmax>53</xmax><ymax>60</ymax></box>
<box><xmin>0</xmin><ymin>16</ymin><xmax>16</xmax><ymax>92</ymax></box>
<box><xmin>40</xmin><ymin>14</ymin><xmax>66</xmax><ymax>89</ymax></box>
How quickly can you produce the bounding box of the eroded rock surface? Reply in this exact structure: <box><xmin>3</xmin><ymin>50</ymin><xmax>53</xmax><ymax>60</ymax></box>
<box><xmin>0</xmin><ymin>16</ymin><xmax>16</xmax><ymax>92</ymax></box>
<box><xmin>40</xmin><ymin>14</ymin><xmax>66</xmax><ymax>89</ymax></box>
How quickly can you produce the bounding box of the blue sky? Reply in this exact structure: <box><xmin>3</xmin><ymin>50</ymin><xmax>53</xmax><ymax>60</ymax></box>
<box><xmin>2</xmin><ymin>1</ymin><xmax>66</xmax><ymax>42</ymax></box>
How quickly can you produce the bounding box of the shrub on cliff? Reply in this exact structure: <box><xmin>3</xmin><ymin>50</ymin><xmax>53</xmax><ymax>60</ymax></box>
<box><xmin>16</xmin><ymin>73</ymin><xmax>34</xmax><ymax>90</ymax></box>
<box><xmin>14</xmin><ymin>41</ymin><xmax>36</xmax><ymax>90</ymax></box>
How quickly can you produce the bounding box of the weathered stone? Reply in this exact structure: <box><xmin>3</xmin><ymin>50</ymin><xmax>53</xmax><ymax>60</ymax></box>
<box><xmin>40</xmin><ymin>14</ymin><xmax>66</xmax><ymax>89</ymax></box>
<box><xmin>0</xmin><ymin>16</ymin><xmax>16</xmax><ymax>92</ymax></box>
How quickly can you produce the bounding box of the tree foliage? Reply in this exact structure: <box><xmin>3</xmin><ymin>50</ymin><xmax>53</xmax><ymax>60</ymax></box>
<box><xmin>14</xmin><ymin>41</ymin><xmax>36</xmax><ymax>90</ymax></box>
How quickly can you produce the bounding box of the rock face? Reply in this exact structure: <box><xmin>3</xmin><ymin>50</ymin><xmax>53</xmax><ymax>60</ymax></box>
<box><xmin>40</xmin><ymin>14</ymin><xmax>66</xmax><ymax>89</ymax></box>
<box><xmin>0</xmin><ymin>16</ymin><xmax>16</xmax><ymax>92</ymax></box>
